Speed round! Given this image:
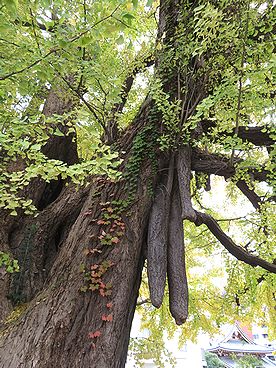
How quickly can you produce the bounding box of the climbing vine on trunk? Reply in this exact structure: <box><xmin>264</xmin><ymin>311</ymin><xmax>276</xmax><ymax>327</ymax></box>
<box><xmin>0</xmin><ymin>0</ymin><xmax>275</xmax><ymax>367</ymax></box>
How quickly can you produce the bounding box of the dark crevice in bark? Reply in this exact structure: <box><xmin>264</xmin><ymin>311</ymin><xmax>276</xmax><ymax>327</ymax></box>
<box><xmin>37</xmin><ymin>176</ymin><xmax>64</xmax><ymax>211</ymax></box>
<box><xmin>6</xmin><ymin>185</ymin><xmax>89</xmax><ymax>306</ymax></box>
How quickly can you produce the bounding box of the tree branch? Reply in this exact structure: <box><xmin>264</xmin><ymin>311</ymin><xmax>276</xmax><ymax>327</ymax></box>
<box><xmin>236</xmin><ymin>180</ymin><xmax>261</xmax><ymax>209</ymax></box>
<box><xmin>191</xmin><ymin>148</ymin><xmax>270</xmax><ymax>183</ymax></box>
<box><xmin>103</xmin><ymin>55</ymin><xmax>154</xmax><ymax>145</ymax></box>
<box><xmin>194</xmin><ymin>211</ymin><xmax>276</xmax><ymax>273</ymax></box>
<box><xmin>202</xmin><ymin>121</ymin><xmax>275</xmax><ymax>147</ymax></box>
<box><xmin>0</xmin><ymin>49</ymin><xmax>57</xmax><ymax>81</ymax></box>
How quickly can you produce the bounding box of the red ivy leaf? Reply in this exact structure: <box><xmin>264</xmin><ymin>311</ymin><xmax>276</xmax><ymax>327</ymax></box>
<box><xmin>97</xmin><ymin>219</ymin><xmax>105</xmax><ymax>225</ymax></box>
<box><xmin>111</xmin><ymin>237</ymin><xmax>120</xmax><ymax>244</ymax></box>
<box><xmin>99</xmin><ymin>281</ymin><xmax>106</xmax><ymax>289</ymax></box>
<box><xmin>99</xmin><ymin>288</ymin><xmax>106</xmax><ymax>297</ymax></box>
<box><xmin>83</xmin><ymin>211</ymin><xmax>93</xmax><ymax>216</ymax></box>
<box><xmin>88</xmin><ymin>330</ymin><xmax>101</xmax><ymax>339</ymax></box>
<box><xmin>101</xmin><ymin>314</ymin><xmax>113</xmax><ymax>322</ymax></box>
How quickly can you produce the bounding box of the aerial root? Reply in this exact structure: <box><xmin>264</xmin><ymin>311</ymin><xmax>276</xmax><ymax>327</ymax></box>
<box><xmin>176</xmin><ymin>146</ymin><xmax>197</xmax><ymax>221</ymax></box>
<box><xmin>147</xmin><ymin>156</ymin><xmax>174</xmax><ymax>308</ymax></box>
<box><xmin>167</xmin><ymin>178</ymin><xmax>188</xmax><ymax>325</ymax></box>
<box><xmin>147</xmin><ymin>153</ymin><xmax>190</xmax><ymax>320</ymax></box>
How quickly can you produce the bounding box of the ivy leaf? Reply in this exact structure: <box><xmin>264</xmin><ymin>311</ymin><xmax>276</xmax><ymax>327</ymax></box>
<box><xmin>88</xmin><ymin>331</ymin><xmax>101</xmax><ymax>339</ymax></box>
<box><xmin>101</xmin><ymin>314</ymin><xmax>113</xmax><ymax>322</ymax></box>
<box><xmin>111</xmin><ymin>237</ymin><xmax>120</xmax><ymax>244</ymax></box>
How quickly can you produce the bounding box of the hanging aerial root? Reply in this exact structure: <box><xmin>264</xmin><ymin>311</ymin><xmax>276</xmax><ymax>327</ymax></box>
<box><xmin>177</xmin><ymin>146</ymin><xmax>197</xmax><ymax>221</ymax></box>
<box><xmin>147</xmin><ymin>156</ymin><xmax>174</xmax><ymax>308</ymax></box>
<box><xmin>167</xmin><ymin>178</ymin><xmax>188</xmax><ymax>325</ymax></box>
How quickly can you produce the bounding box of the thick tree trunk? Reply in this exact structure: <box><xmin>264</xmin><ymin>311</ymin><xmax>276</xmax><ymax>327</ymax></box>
<box><xmin>0</xmin><ymin>93</ymin><xmax>156</xmax><ymax>367</ymax></box>
<box><xmin>2</xmin><ymin>1</ymin><xmax>273</xmax><ymax>367</ymax></box>
<box><xmin>0</xmin><ymin>2</ymin><xmax>177</xmax><ymax>365</ymax></box>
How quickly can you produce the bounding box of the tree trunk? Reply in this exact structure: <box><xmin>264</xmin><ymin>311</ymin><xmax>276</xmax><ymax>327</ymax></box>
<box><xmin>0</xmin><ymin>93</ymin><xmax>157</xmax><ymax>367</ymax></box>
<box><xmin>0</xmin><ymin>1</ymin><xmax>176</xmax><ymax>365</ymax></box>
<box><xmin>1</xmin><ymin>0</ymin><xmax>274</xmax><ymax>366</ymax></box>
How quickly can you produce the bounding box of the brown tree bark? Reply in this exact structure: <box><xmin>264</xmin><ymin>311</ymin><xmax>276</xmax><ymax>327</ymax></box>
<box><xmin>0</xmin><ymin>93</ymin><xmax>156</xmax><ymax>367</ymax></box>
<box><xmin>0</xmin><ymin>1</ymin><xmax>275</xmax><ymax>367</ymax></box>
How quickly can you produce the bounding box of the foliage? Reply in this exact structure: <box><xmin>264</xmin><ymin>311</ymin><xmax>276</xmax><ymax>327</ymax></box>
<box><xmin>129</xmin><ymin>335</ymin><xmax>176</xmax><ymax>368</ymax></box>
<box><xmin>232</xmin><ymin>354</ymin><xmax>264</xmax><ymax>368</ymax></box>
<box><xmin>205</xmin><ymin>352</ymin><xmax>224</xmax><ymax>368</ymax></box>
<box><xmin>0</xmin><ymin>0</ymin><xmax>275</xmax><ymax>366</ymax></box>
<box><xmin>0</xmin><ymin>0</ymin><xmax>157</xmax><ymax>214</ymax></box>
<box><xmin>0</xmin><ymin>252</ymin><xmax>19</xmax><ymax>273</ymax></box>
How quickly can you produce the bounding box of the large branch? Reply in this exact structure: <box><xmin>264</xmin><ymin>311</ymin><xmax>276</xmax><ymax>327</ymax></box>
<box><xmin>201</xmin><ymin>121</ymin><xmax>275</xmax><ymax>147</ymax></box>
<box><xmin>191</xmin><ymin>149</ymin><xmax>275</xmax><ymax>207</ymax></box>
<box><xmin>194</xmin><ymin>211</ymin><xmax>276</xmax><ymax>273</ymax></box>
<box><xmin>191</xmin><ymin>149</ymin><xmax>270</xmax><ymax>183</ymax></box>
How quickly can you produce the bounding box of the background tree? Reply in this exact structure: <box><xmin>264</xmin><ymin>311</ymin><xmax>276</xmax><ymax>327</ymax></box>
<box><xmin>205</xmin><ymin>352</ymin><xmax>224</xmax><ymax>368</ymax></box>
<box><xmin>0</xmin><ymin>0</ymin><xmax>275</xmax><ymax>367</ymax></box>
<box><xmin>234</xmin><ymin>355</ymin><xmax>264</xmax><ymax>368</ymax></box>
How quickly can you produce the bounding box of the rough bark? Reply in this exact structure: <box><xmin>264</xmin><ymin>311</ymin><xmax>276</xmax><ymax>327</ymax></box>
<box><xmin>0</xmin><ymin>165</ymin><xmax>154</xmax><ymax>368</ymax></box>
<box><xmin>0</xmin><ymin>92</ymin><xmax>157</xmax><ymax>367</ymax></box>
<box><xmin>167</xmin><ymin>178</ymin><xmax>188</xmax><ymax>325</ymax></box>
<box><xmin>1</xmin><ymin>1</ymin><xmax>275</xmax><ymax>367</ymax></box>
<box><xmin>147</xmin><ymin>156</ymin><xmax>174</xmax><ymax>308</ymax></box>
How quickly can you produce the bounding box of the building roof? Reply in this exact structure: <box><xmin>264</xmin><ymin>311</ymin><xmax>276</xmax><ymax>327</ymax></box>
<box><xmin>208</xmin><ymin>342</ymin><xmax>274</xmax><ymax>354</ymax></box>
<box><xmin>207</xmin><ymin>322</ymin><xmax>275</xmax><ymax>355</ymax></box>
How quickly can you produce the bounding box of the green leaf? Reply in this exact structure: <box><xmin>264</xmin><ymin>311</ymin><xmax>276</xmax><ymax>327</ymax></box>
<box><xmin>116</xmin><ymin>35</ymin><xmax>124</xmax><ymax>45</ymax></box>
<box><xmin>122</xmin><ymin>13</ymin><xmax>135</xmax><ymax>25</ymax></box>
<box><xmin>80</xmin><ymin>36</ymin><xmax>93</xmax><ymax>47</ymax></box>
<box><xmin>54</xmin><ymin>129</ymin><xmax>65</xmax><ymax>137</ymax></box>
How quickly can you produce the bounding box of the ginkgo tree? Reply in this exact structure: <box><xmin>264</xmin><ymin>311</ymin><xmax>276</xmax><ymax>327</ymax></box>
<box><xmin>0</xmin><ymin>0</ymin><xmax>275</xmax><ymax>367</ymax></box>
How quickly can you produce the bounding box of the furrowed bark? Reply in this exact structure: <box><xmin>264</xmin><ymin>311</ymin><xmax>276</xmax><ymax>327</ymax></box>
<box><xmin>167</xmin><ymin>178</ymin><xmax>188</xmax><ymax>325</ymax></box>
<box><xmin>147</xmin><ymin>157</ymin><xmax>174</xmax><ymax>308</ymax></box>
<box><xmin>0</xmin><ymin>158</ymin><xmax>154</xmax><ymax>368</ymax></box>
<box><xmin>177</xmin><ymin>146</ymin><xmax>197</xmax><ymax>221</ymax></box>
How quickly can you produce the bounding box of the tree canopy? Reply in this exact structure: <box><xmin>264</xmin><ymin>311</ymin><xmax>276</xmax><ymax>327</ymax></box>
<box><xmin>0</xmin><ymin>0</ymin><xmax>275</xmax><ymax>367</ymax></box>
